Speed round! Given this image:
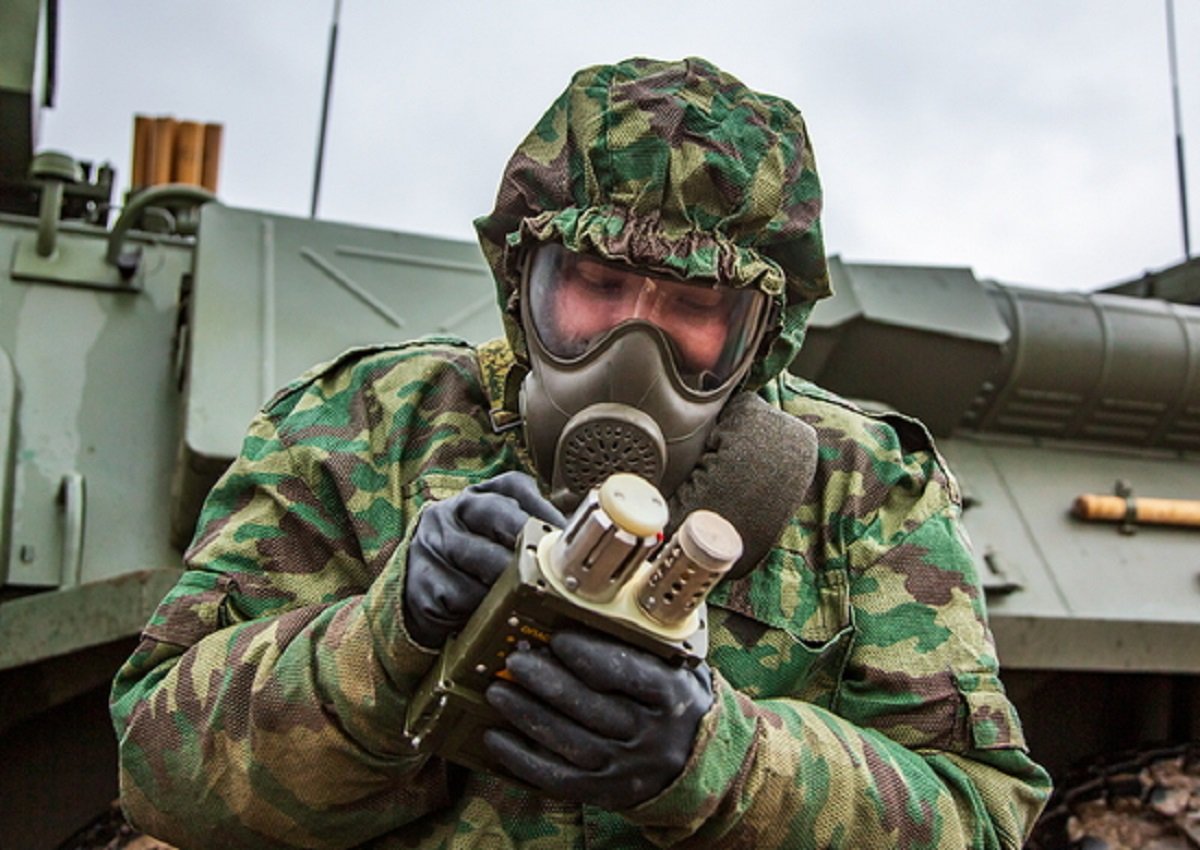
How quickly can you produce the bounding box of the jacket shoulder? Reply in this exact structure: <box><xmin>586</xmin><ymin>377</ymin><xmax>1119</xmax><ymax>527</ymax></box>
<box><xmin>262</xmin><ymin>337</ymin><xmax>482</xmax><ymax>420</ymax></box>
<box><xmin>775</xmin><ymin>372</ymin><xmax>940</xmax><ymax>462</ymax></box>
<box><xmin>772</xmin><ymin>372</ymin><xmax>964</xmax><ymax>563</ymax></box>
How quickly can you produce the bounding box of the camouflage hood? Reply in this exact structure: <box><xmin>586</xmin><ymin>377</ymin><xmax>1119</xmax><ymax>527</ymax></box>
<box><xmin>474</xmin><ymin>56</ymin><xmax>832</xmax><ymax>391</ymax></box>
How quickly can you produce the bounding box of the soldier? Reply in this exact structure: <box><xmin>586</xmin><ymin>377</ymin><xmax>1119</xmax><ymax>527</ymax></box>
<box><xmin>111</xmin><ymin>57</ymin><xmax>1051</xmax><ymax>848</ymax></box>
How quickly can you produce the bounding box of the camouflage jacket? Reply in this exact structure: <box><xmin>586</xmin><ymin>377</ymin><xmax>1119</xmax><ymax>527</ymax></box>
<box><xmin>111</xmin><ymin>338</ymin><xmax>1051</xmax><ymax>849</ymax></box>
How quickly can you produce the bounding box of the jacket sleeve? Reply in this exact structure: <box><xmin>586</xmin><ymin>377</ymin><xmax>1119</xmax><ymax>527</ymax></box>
<box><xmin>622</xmin><ymin>392</ymin><xmax>1052</xmax><ymax>849</ymax></box>
<box><xmin>111</xmin><ymin>390</ymin><xmax>453</xmax><ymax>848</ymax></box>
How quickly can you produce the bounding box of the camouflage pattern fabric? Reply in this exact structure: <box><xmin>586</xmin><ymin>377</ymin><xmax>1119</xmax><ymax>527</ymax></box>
<box><xmin>474</xmin><ymin>56</ymin><xmax>829</xmax><ymax>392</ymax></box>
<box><xmin>111</xmin><ymin>337</ymin><xmax>1050</xmax><ymax>849</ymax></box>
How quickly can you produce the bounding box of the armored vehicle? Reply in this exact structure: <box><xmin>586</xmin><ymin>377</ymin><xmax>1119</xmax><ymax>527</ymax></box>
<box><xmin>2</xmin><ymin>2</ymin><xmax>1197</xmax><ymax>847</ymax></box>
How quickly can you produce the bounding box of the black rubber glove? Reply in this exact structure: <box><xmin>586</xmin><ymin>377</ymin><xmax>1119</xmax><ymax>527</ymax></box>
<box><xmin>483</xmin><ymin>627</ymin><xmax>714</xmax><ymax>810</ymax></box>
<box><xmin>403</xmin><ymin>471</ymin><xmax>565</xmax><ymax>649</ymax></box>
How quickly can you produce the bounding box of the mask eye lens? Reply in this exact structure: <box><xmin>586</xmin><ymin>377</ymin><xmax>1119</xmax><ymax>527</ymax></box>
<box><xmin>525</xmin><ymin>244</ymin><xmax>767</xmax><ymax>392</ymax></box>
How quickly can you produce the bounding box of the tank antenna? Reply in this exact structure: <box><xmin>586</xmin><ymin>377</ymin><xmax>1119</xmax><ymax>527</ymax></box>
<box><xmin>310</xmin><ymin>0</ymin><xmax>342</xmax><ymax>219</ymax></box>
<box><xmin>1166</xmin><ymin>0</ymin><xmax>1192</xmax><ymax>259</ymax></box>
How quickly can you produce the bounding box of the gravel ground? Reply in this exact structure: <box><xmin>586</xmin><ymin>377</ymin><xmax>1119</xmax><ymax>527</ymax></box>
<box><xmin>1031</xmin><ymin>747</ymin><xmax>1200</xmax><ymax>850</ymax></box>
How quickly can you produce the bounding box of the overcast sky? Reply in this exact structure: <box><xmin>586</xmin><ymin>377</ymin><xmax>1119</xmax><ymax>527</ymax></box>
<box><xmin>39</xmin><ymin>2</ymin><xmax>1200</xmax><ymax>292</ymax></box>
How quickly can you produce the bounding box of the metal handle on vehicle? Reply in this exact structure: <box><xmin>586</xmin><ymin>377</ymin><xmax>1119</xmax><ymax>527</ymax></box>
<box><xmin>57</xmin><ymin>473</ymin><xmax>86</xmax><ymax>588</ymax></box>
<box><xmin>105</xmin><ymin>184</ymin><xmax>217</xmax><ymax>279</ymax></box>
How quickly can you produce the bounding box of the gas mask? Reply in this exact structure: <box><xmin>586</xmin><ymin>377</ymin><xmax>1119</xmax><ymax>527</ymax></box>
<box><xmin>519</xmin><ymin>244</ymin><xmax>771</xmax><ymax>509</ymax></box>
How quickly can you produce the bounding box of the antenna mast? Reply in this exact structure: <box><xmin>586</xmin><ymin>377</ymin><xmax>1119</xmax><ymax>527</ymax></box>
<box><xmin>310</xmin><ymin>0</ymin><xmax>342</xmax><ymax>219</ymax></box>
<box><xmin>1166</xmin><ymin>0</ymin><xmax>1192</xmax><ymax>258</ymax></box>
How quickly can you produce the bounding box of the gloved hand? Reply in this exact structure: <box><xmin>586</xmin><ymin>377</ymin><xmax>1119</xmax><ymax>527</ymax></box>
<box><xmin>404</xmin><ymin>471</ymin><xmax>565</xmax><ymax>649</ymax></box>
<box><xmin>483</xmin><ymin>627</ymin><xmax>714</xmax><ymax>810</ymax></box>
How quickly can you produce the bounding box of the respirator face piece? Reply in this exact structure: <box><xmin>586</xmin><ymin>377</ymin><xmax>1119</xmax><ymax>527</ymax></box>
<box><xmin>519</xmin><ymin>244</ymin><xmax>771</xmax><ymax>506</ymax></box>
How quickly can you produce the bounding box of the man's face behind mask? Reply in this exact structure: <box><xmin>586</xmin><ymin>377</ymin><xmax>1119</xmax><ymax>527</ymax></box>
<box><xmin>526</xmin><ymin>244</ymin><xmax>768</xmax><ymax>394</ymax></box>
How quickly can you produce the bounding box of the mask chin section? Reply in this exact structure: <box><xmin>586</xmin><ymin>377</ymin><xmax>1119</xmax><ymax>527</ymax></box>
<box><xmin>550</xmin><ymin>403</ymin><xmax>667</xmax><ymax>512</ymax></box>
